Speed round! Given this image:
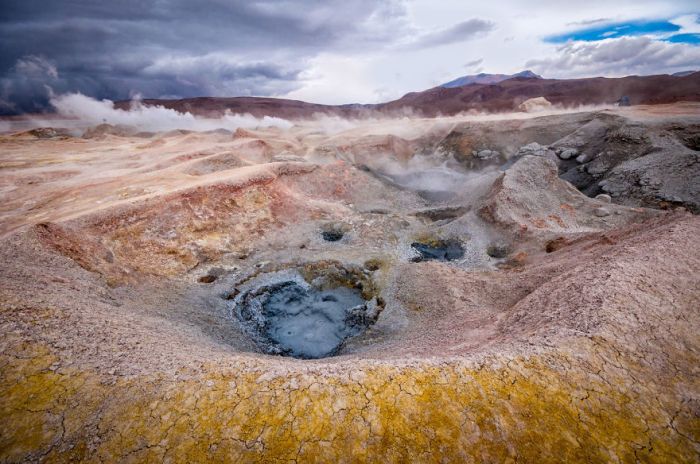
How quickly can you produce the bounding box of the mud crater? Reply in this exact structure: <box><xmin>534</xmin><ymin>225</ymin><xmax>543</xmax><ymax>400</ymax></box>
<box><xmin>410</xmin><ymin>239</ymin><xmax>465</xmax><ymax>262</ymax></box>
<box><xmin>231</xmin><ymin>263</ymin><xmax>382</xmax><ymax>359</ymax></box>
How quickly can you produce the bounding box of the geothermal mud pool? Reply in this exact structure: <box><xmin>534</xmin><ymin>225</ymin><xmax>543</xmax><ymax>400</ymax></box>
<box><xmin>232</xmin><ymin>266</ymin><xmax>381</xmax><ymax>359</ymax></box>
<box><xmin>410</xmin><ymin>239</ymin><xmax>465</xmax><ymax>262</ymax></box>
<box><xmin>1</xmin><ymin>104</ymin><xmax>699</xmax><ymax>462</ymax></box>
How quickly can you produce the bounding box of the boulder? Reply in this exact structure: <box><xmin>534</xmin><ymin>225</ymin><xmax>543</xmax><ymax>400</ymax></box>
<box><xmin>558</xmin><ymin>148</ymin><xmax>578</xmax><ymax>160</ymax></box>
<box><xmin>518</xmin><ymin>97</ymin><xmax>553</xmax><ymax>113</ymax></box>
<box><xmin>515</xmin><ymin>142</ymin><xmax>557</xmax><ymax>162</ymax></box>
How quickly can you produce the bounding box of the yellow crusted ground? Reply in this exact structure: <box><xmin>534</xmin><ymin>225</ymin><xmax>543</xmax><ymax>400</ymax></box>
<box><xmin>2</xmin><ymin>337</ymin><xmax>697</xmax><ymax>463</ymax></box>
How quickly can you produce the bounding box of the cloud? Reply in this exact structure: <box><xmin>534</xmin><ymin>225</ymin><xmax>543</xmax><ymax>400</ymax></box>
<box><xmin>1</xmin><ymin>1</ymin><xmax>698</xmax><ymax>113</ymax></box>
<box><xmin>0</xmin><ymin>0</ymin><xmax>413</xmax><ymax>114</ymax></box>
<box><xmin>464</xmin><ymin>58</ymin><xmax>484</xmax><ymax>68</ymax></box>
<box><xmin>141</xmin><ymin>55</ymin><xmax>305</xmax><ymax>97</ymax></box>
<box><xmin>669</xmin><ymin>14</ymin><xmax>700</xmax><ymax>34</ymax></box>
<box><xmin>14</xmin><ymin>55</ymin><xmax>58</xmax><ymax>78</ymax></box>
<box><xmin>526</xmin><ymin>36</ymin><xmax>700</xmax><ymax>77</ymax></box>
<box><xmin>566</xmin><ymin>18</ymin><xmax>611</xmax><ymax>27</ymax></box>
<box><xmin>0</xmin><ymin>55</ymin><xmax>61</xmax><ymax>113</ymax></box>
<box><xmin>409</xmin><ymin>19</ymin><xmax>494</xmax><ymax>48</ymax></box>
<box><xmin>545</xmin><ymin>20</ymin><xmax>681</xmax><ymax>43</ymax></box>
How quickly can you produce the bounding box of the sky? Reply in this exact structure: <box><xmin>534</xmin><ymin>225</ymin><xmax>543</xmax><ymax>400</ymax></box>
<box><xmin>0</xmin><ymin>0</ymin><xmax>699</xmax><ymax>114</ymax></box>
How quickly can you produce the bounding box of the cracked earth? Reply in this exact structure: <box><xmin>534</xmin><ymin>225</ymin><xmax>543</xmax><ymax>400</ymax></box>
<box><xmin>1</xmin><ymin>104</ymin><xmax>699</xmax><ymax>462</ymax></box>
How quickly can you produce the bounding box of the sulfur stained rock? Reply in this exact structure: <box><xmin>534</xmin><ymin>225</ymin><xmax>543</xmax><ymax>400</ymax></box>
<box><xmin>1</xmin><ymin>338</ymin><xmax>698</xmax><ymax>463</ymax></box>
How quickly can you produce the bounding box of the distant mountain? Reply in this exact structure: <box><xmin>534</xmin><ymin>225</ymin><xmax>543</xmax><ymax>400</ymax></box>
<box><xmin>441</xmin><ymin>70</ymin><xmax>542</xmax><ymax>88</ymax></box>
<box><xmin>382</xmin><ymin>72</ymin><xmax>700</xmax><ymax>116</ymax></box>
<box><xmin>672</xmin><ymin>70</ymin><xmax>697</xmax><ymax>77</ymax></box>
<box><xmin>115</xmin><ymin>72</ymin><xmax>700</xmax><ymax>118</ymax></box>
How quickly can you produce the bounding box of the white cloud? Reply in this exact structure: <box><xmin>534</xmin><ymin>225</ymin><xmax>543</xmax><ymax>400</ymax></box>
<box><xmin>284</xmin><ymin>54</ymin><xmax>389</xmax><ymax>104</ymax></box>
<box><xmin>526</xmin><ymin>36</ymin><xmax>700</xmax><ymax>77</ymax></box>
<box><xmin>670</xmin><ymin>14</ymin><xmax>700</xmax><ymax>34</ymax></box>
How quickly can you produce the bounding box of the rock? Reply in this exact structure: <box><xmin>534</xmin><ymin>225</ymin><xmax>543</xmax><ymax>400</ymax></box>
<box><xmin>476</xmin><ymin>149</ymin><xmax>499</xmax><ymax>160</ymax></box>
<box><xmin>599</xmin><ymin>149</ymin><xmax>700</xmax><ymax>213</ymax></box>
<box><xmin>516</xmin><ymin>142</ymin><xmax>557</xmax><ymax>162</ymax></box>
<box><xmin>594</xmin><ymin>207</ymin><xmax>610</xmax><ymax>217</ymax></box>
<box><xmin>477</xmin><ymin>156</ymin><xmax>647</xmax><ymax>237</ymax></box>
<box><xmin>595</xmin><ymin>194</ymin><xmax>612</xmax><ymax>203</ymax></box>
<box><xmin>558</xmin><ymin>148</ymin><xmax>578</xmax><ymax>160</ymax></box>
<box><xmin>521</xmin><ymin>142</ymin><xmax>543</xmax><ymax>152</ymax></box>
<box><xmin>518</xmin><ymin>97</ymin><xmax>553</xmax><ymax>113</ymax></box>
<box><xmin>585</xmin><ymin>161</ymin><xmax>610</xmax><ymax>176</ymax></box>
<box><xmin>576</xmin><ymin>153</ymin><xmax>593</xmax><ymax>164</ymax></box>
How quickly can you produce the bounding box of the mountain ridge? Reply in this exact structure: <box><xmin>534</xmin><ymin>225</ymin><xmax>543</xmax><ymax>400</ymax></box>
<box><xmin>440</xmin><ymin>70</ymin><xmax>542</xmax><ymax>88</ymax></box>
<box><xmin>113</xmin><ymin>71</ymin><xmax>700</xmax><ymax>118</ymax></box>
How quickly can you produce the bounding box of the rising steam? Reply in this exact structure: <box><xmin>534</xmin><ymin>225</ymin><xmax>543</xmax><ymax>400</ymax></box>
<box><xmin>48</xmin><ymin>93</ymin><xmax>293</xmax><ymax>132</ymax></box>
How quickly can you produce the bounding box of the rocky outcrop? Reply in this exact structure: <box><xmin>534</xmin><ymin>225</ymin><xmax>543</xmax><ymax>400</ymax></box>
<box><xmin>478</xmin><ymin>155</ymin><xmax>652</xmax><ymax>241</ymax></box>
<box><xmin>518</xmin><ymin>96</ymin><xmax>552</xmax><ymax>112</ymax></box>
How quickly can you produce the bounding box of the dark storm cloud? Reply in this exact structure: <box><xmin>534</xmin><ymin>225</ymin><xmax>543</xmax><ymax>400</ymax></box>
<box><xmin>0</xmin><ymin>0</ymin><xmax>417</xmax><ymax>113</ymax></box>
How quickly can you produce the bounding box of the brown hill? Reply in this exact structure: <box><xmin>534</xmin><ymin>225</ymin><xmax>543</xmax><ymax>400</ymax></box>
<box><xmin>381</xmin><ymin>72</ymin><xmax>700</xmax><ymax>116</ymax></box>
<box><xmin>114</xmin><ymin>96</ymin><xmax>368</xmax><ymax>119</ymax></box>
<box><xmin>115</xmin><ymin>72</ymin><xmax>700</xmax><ymax>118</ymax></box>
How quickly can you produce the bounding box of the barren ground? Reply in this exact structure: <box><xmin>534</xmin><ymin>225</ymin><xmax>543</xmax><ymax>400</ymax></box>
<box><xmin>1</xmin><ymin>104</ymin><xmax>699</xmax><ymax>462</ymax></box>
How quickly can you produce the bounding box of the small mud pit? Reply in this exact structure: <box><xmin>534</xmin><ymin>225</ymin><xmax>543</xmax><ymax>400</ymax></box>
<box><xmin>486</xmin><ymin>242</ymin><xmax>511</xmax><ymax>259</ymax></box>
<box><xmin>320</xmin><ymin>222</ymin><xmax>349</xmax><ymax>242</ymax></box>
<box><xmin>322</xmin><ymin>230</ymin><xmax>344</xmax><ymax>242</ymax></box>
<box><xmin>233</xmin><ymin>264</ymin><xmax>382</xmax><ymax>359</ymax></box>
<box><xmin>411</xmin><ymin>239</ymin><xmax>464</xmax><ymax>262</ymax></box>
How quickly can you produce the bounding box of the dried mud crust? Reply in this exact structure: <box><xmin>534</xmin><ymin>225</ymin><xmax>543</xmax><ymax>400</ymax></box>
<box><xmin>1</xmin><ymin>107</ymin><xmax>700</xmax><ymax>462</ymax></box>
<box><xmin>1</xmin><ymin>207</ymin><xmax>698</xmax><ymax>462</ymax></box>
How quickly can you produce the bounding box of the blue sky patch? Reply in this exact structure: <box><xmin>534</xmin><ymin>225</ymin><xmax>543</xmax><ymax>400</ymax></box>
<box><xmin>665</xmin><ymin>33</ymin><xmax>700</xmax><ymax>44</ymax></box>
<box><xmin>546</xmin><ymin>20</ymin><xmax>681</xmax><ymax>43</ymax></box>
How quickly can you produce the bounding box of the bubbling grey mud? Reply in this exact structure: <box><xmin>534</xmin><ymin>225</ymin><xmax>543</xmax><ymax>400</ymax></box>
<box><xmin>231</xmin><ymin>264</ymin><xmax>382</xmax><ymax>359</ymax></box>
<box><xmin>410</xmin><ymin>239</ymin><xmax>465</xmax><ymax>262</ymax></box>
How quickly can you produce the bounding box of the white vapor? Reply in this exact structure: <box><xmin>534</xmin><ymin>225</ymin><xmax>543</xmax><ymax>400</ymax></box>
<box><xmin>48</xmin><ymin>93</ymin><xmax>293</xmax><ymax>132</ymax></box>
